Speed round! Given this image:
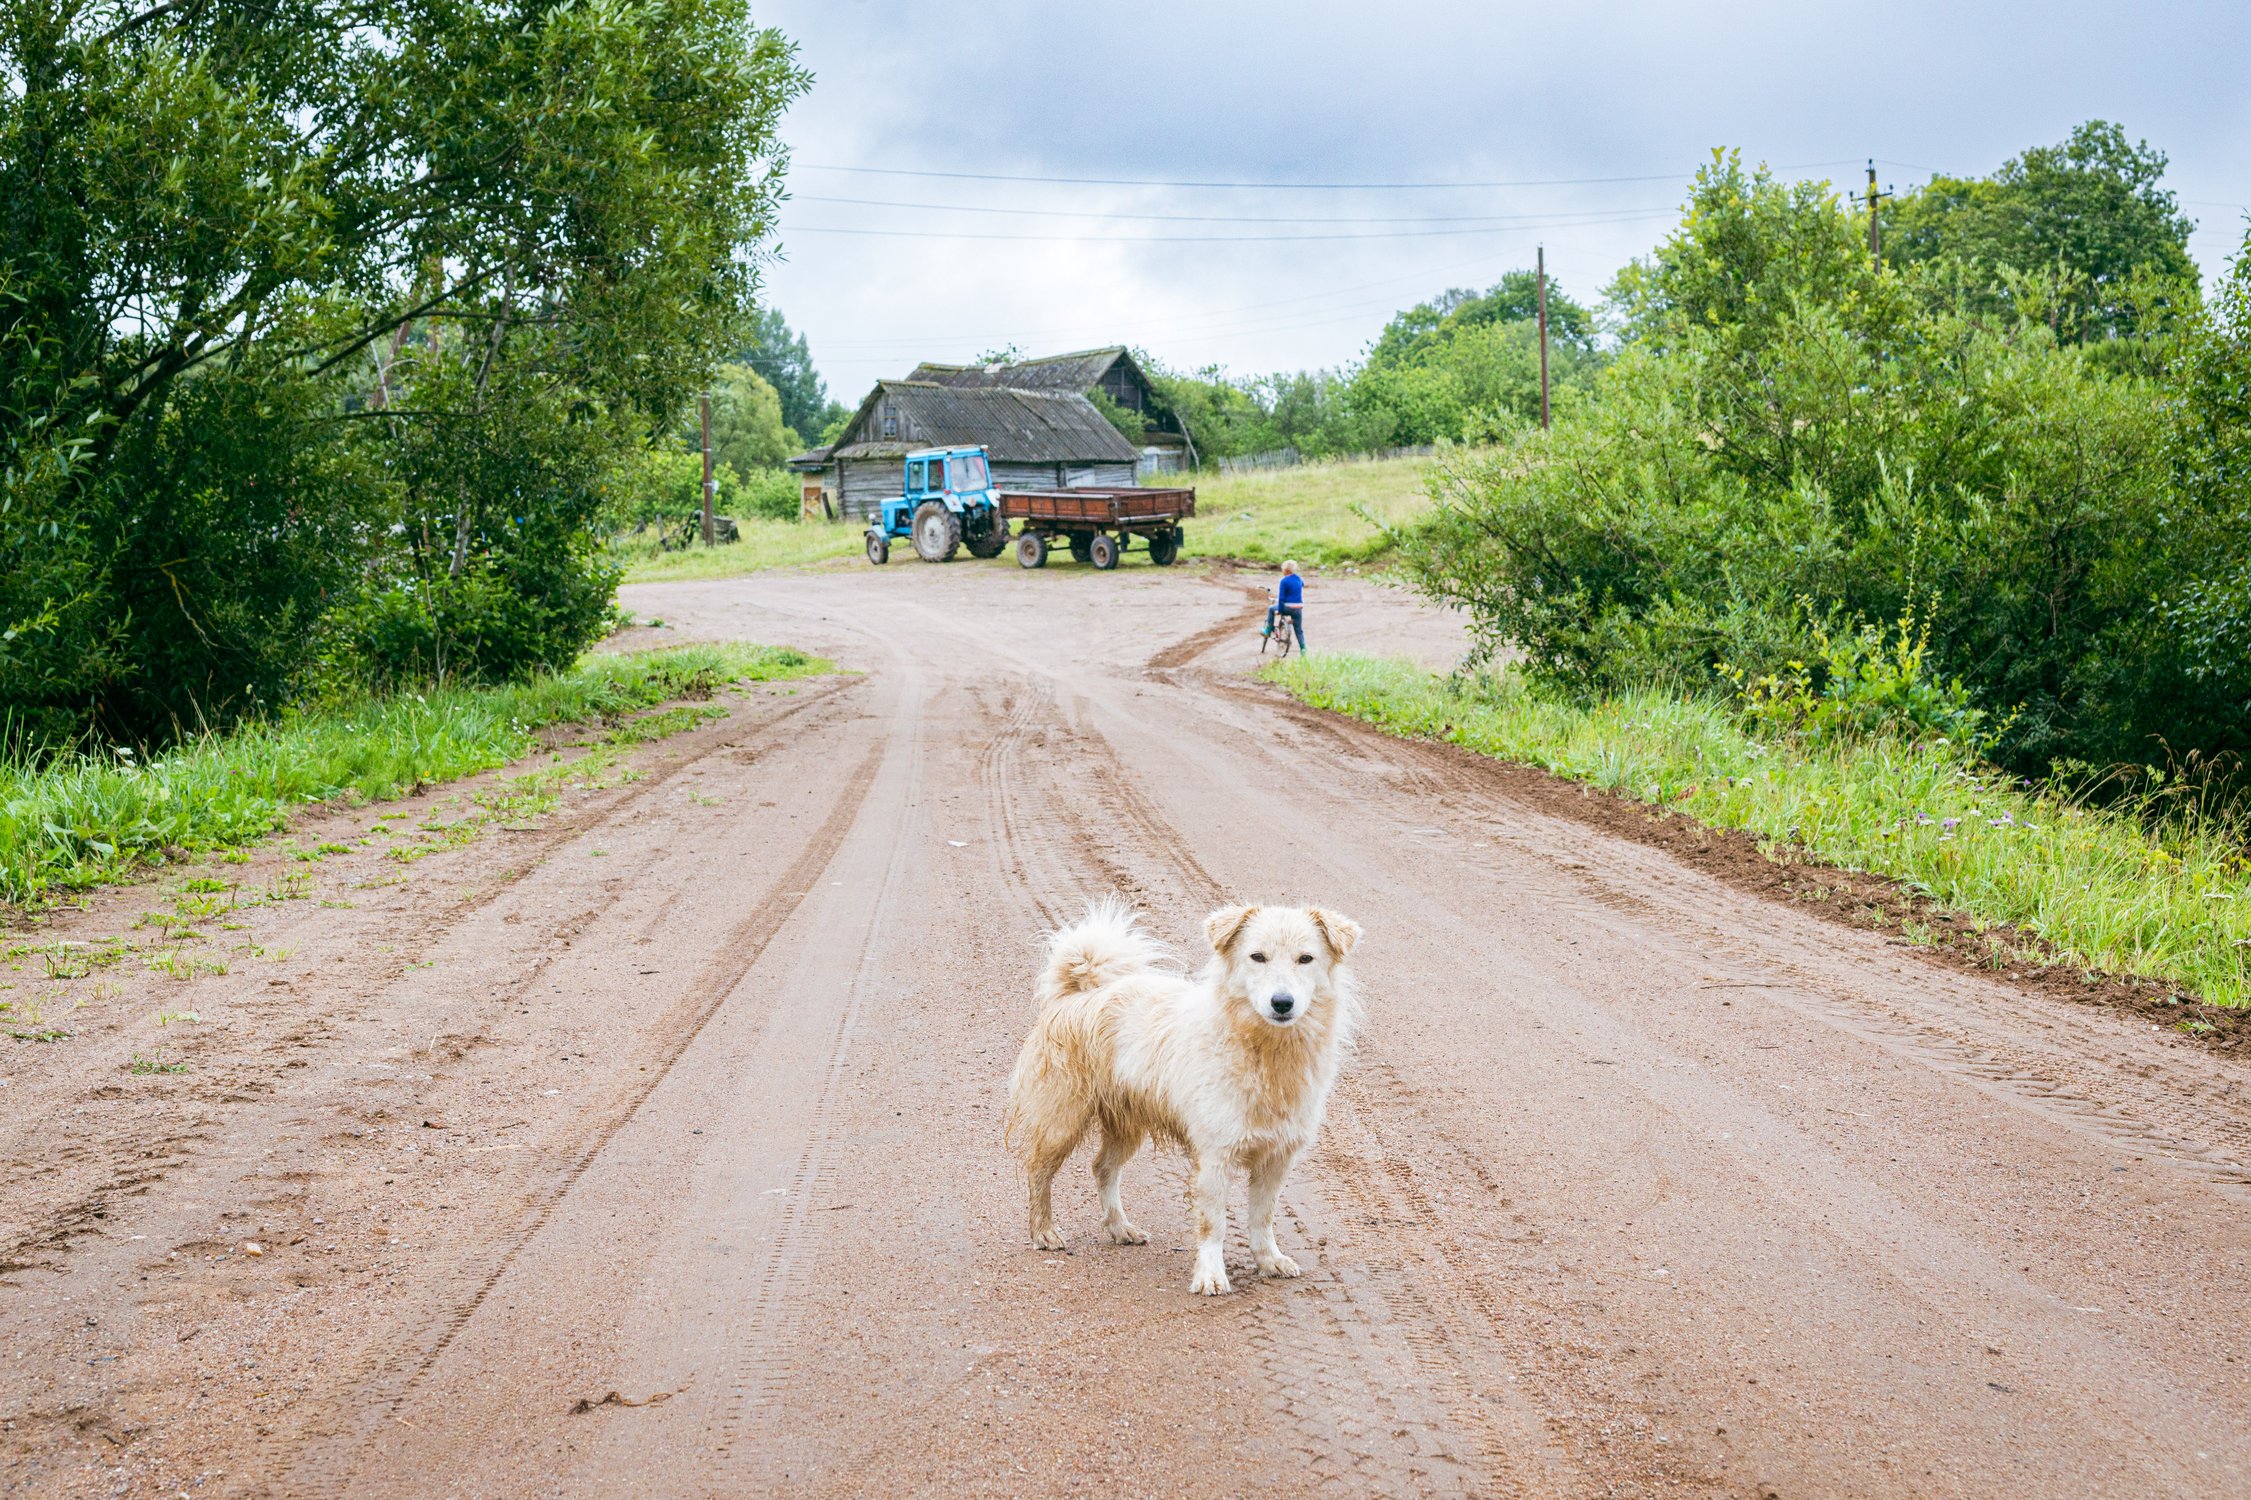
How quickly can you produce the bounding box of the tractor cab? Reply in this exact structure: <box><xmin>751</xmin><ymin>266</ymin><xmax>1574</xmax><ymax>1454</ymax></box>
<box><xmin>865</xmin><ymin>445</ymin><xmax>1008</xmax><ymax>564</ymax></box>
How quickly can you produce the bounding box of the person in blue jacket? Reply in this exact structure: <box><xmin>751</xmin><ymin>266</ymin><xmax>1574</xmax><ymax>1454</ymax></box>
<box><xmin>1264</xmin><ymin>560</ymin><xmax>1307</xmax><ymax>652</ymax></box>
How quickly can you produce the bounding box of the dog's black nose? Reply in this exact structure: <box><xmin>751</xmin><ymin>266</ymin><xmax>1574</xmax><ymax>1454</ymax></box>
<box><xmin>1270</xmin><ymin>995</ymin><xmax>1295</xmax><ymax>1017</ymax></box>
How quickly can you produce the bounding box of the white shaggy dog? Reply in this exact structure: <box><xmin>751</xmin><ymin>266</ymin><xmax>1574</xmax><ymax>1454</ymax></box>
<box><xmin>1004</xmin><ymin>901</ymin><xmax>1363</xmax><ymax>1295</ymax></box>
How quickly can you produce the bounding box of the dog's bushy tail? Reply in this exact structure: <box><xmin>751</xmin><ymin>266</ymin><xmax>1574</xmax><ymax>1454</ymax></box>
<box><xmin>1037</xmin><ymin>899</ymin><xmax>1165</xmax><ymax>1006</ymax></box>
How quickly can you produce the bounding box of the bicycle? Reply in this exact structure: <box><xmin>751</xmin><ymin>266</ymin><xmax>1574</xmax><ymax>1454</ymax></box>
<box><xmin>1260</xmin><ymin>606</ymin><xmax>1301</xmax><ymax>660</ymax></box>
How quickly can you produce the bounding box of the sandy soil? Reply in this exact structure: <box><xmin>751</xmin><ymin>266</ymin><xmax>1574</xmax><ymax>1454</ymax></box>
<box><xmin>3</xmin><ymin>559</ymin><xmax>2248</xmax><ymax>1498</ymax></box>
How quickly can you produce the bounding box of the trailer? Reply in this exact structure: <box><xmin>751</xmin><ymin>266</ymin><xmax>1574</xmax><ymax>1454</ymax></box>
<box><xmin>1000</xmin><ymin>487</ymin><xmax>1195</xmax><ymax>569</ymax></box>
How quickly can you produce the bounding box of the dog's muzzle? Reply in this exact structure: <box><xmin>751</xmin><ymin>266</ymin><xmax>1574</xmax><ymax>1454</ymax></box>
<box><xmin>1266</xmin><ymin>993</ymin><xmax>1299</xmax><ymax>1022</ymax></box>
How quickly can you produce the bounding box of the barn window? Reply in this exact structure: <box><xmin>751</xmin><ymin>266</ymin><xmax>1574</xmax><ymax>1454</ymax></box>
<box><xmin>882</xmin><ymin>414</ymin><xmax>898</xmax><ymax>437</ymax></box>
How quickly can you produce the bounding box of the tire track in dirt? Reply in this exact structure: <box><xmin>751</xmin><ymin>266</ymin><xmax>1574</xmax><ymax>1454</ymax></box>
<box><xmin>993</xmin><ymin>704</ymin><xmax>1570</xmax><ymax>1496</ymax></box>
<box><xmin>805</xmin><ymin>669</ymin><xmax>1482</xmax><ymax>1498</ymax></box>
<box><xmin>0</xmin><ymin>679</ymin><xmax>862</xmax><ymax>1287</ymax></box>
<box><xmin>1145</xmin><ymin>591</ymin><xmax>1257</xmax><ymax>674</ymax></box>
<box><xmin>687</xmin><ymin>710</ymin><xmax>930</xmax><ymax>1492</ymax></box>
<box><xmin>1205</xmin><ymin>666</ymin><xmax>2251</xmax><ymax>1201</ymax></box>
<box><xmin>1062</xmin><ymin>720</ymin><xmax>1575</xmax><ymax>1486</ymax></box>
<box><xmin>974</xmin><ymin>679</ymin><xmax>1072</xmax><ymax>929</ymax></box>
<box><xmin>281</xmin><ymin>734</ymin><xmax>888</xmax><ymax>1495</ymax></box>
<box><xmin>1342</xmin><ymin>711</ymin><xmax>2251</xmax><ymax>1197</ymax></box>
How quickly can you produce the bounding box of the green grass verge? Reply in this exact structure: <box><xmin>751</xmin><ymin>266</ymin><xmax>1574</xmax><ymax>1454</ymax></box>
<box><xmin>1265</xmin><ymin>654</ymin><xmax>2251</xmax><ymax>1008</ymax></box>
<box><xmin>619</xmin><ymin>518</ymin><xmax>864</xmax><ymax>582</ymax></box>
<box><xmin>0</xmin><ymin>644</ymin><xmax>830</xmax><ymax>905</ymax></box>
<box><xmin>1184</xmin><ymin>455</ymin><xmax>1436</xmax><ymax>568</ymax></box>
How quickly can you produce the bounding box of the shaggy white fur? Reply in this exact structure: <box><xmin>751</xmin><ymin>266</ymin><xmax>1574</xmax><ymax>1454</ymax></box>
<box><xmin>1004</xmin><ymin>900</ymin><xmax>1363</xmax><ymax>1295</ymax></box>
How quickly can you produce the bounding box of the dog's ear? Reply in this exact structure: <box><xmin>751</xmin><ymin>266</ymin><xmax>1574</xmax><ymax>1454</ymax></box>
<box><xmin>1204</xmin><ymin>904</ymin><xmax>1259</xmax><ymax>957</ymax></box>
<box><xmin>1308</xmin><ymin>908</ymin><xmax>1362</xmax><ymax>962</ymax></box>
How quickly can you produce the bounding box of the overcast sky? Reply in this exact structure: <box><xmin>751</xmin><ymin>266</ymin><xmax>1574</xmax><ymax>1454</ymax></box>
<box><xmin>750</xmin><ymin>1</ymin><xmax>2251</xmax><ymax>400</ymax></box>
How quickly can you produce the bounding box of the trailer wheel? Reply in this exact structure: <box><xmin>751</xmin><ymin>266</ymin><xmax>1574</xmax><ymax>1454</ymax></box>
<box><xmin>1068</xmin><ymin>533</ymin><xmax>1093</xmax><ymax>564</ymax></box>
<box><xmin>1149</xmin><ymin>528</ymin><xmax>1180</xmax><ymax>566</ymax></box>
<box><xmin>912</xmin><ymin>502</ymin><xmax>961</xmax><ymax>562</ymax></box>
<box><xmin>865</xmin><ymin>531</ymin><xmax>889</xmax><ymax>565</ymax></box>
<box><xmin>1088</xmin><ymin>533</ymin><xmax>1120</xmax><ymax>570</ymax></box>
<box><xmin>1015</xmin><ymin>531</ymin><xmax>1049</xmax><ymax>569</ymax></box>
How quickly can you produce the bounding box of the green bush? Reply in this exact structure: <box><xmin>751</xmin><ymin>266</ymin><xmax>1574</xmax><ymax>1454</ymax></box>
<box><xmin>1719</xmin><ymin>599</ymin><xmax>1995</xmax><ymax>750</ymax></box>
<box><xmin>600</xmin><ymin>449</ymin><xmax>799</xmax><ymax>528</ymax></box>
<box><xmin>737</xmin><ymin>466</ymin><xmax>801</xmax><ymax>520</ymax></box>
<box><xmin>316</xmin><ymin>344</ymin><xmax>627</xmax><ymax>691</ymax></box>
<box><xmin>1399</xmin><ymin>154</ymin><xmax>2246</xmax><ymax>780</ymax></box>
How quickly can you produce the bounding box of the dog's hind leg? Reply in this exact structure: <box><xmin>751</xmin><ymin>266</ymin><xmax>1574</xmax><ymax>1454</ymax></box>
<box><xmin>1185</xmin><ymin>1151</ymin><xmax>1233</xmax><ymax>1295</ymax></box>
<box><xmin>1092</xmin><ymin>1122</ymin><xmax>1147</xmax><ymax>1245</ymax></box>
<box><xmin>1023</xmin><ymin>1108</ymin><xmax>1090</xmax><ymax>1251</ymax></box>
<box><xmin>1247</xmin><ymin>1147</ymin><xmax>1301</xmax><ymax>1278</ymax></box>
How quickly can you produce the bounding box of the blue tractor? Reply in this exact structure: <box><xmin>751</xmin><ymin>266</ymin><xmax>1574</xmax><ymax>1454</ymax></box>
<box><xmin>864</xmin><ymin>446</ymin><xmax>1010</xmax><ymax>564</ymax></box>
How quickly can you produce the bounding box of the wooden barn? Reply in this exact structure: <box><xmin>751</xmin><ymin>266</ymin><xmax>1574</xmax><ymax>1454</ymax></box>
<box><xmin>906</xmin><ymin>346</ymin><xmax>1195</xmax><ymax>473</ymax></box>
<box><xmin>789</xmin><ymin>380</ymin><xmax>1141</xmax><ymax>522</ymax></box>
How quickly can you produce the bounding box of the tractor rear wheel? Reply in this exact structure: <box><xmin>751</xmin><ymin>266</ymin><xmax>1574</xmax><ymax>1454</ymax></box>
<box><xmin>865</xmin><ymin>531</ymin><xmax>889</xmax><ymax>565</ymax></box>
<box><xmin>1088</xmin><ymin>533</ymin><xmax>1120</xmax><ymax>570</ymax></box>
<box><xmin>1068</xmin><ymin>533</ymin><xmax>1093</xmax><ymax>564</ymax></box>
<box><xmin>1149</xmin><ymin>528</ymin><xmax>1180</xmax><ymax>566</ymax></box>
<box><xmin>1015</xmin><ymin>531</ymin><xmax>1049</xmax><ymax>568</ymax></box>
<box><xmin>912</xmin><ymin>502</ymin><xmax>961</xmax><ymax>562</ymax></box>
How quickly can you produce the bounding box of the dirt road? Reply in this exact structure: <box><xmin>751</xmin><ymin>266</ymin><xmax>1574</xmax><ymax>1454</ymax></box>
<box><xmin>5</xmin><ymin>559</ymin><xmax>2250</xmax><ymax>1497</ymax></box>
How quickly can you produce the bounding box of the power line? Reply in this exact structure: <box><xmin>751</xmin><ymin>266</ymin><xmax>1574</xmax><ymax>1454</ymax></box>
<box><xmin>803</xmin><ymin>246</ymin><xmax>1537</xmax><ymax>353</ymax></box>
<box><xmin>798</xmin><ymin>159</ymin><xmax>1866</xmax><ymax>192</ymax></box>
<box><xmin>793</xmin><ymin>193</ymin><xmax>1675</xmax><ymax>227</ymax></box>
<box><xmin>779</xmin><ymin>210</ymin><xmax>1676</xmax><ymax>245</ymax></box>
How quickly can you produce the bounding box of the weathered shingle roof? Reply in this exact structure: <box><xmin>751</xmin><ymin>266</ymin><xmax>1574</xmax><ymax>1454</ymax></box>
<box><xmin>831</xmin><ymin>381</ymin><xmax>1138</xmax><ymax>463</ymax></box>
<box><xmin>906</xmin><ymin>347</ymin><xmax>1128</xmax><ymax>394</ymax></box>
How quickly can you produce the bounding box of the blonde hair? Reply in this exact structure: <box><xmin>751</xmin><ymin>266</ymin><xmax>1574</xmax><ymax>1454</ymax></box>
<box><xmin>1282</xmin><ymin>560</ymin><xmax>1299</xmax><ymax>575</ymax></box>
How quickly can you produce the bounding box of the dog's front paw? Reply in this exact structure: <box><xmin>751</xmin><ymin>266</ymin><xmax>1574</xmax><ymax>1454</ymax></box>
<box><xmin>1032</xmin><ymin>1226</ymin><xmax>1067</xmax><ymax>1250</ymax></box>
<box><xmin>1189</xmin><ymin>1248</ymin><xmax>1232</xmax><ymax>1296</ymax></box>
<box><xmin>1105</xmin><ymin>1219</ymin><xmax>1148</xmax><ymax>1245</ymax></box>
<box><xmin>1257</xmin><ymin>1251</ymin><xmax>1301</xmax><ymax>1279</ymax></box>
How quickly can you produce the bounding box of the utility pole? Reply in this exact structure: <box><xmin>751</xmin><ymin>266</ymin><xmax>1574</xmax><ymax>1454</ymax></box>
<box><xmin>1861</xmin><ymin>160</ymin><xmax>1893</xmax><ymax>270</ymax></box>
<box><xmin>699</xmin><ymin>393</ymin><xmax>716</xmax><ymax>547</ymax></box>
<box><xmin>1536</xmin><ymin>244</ymin><xmax>1551</xmax><ymax>431</ymax></box>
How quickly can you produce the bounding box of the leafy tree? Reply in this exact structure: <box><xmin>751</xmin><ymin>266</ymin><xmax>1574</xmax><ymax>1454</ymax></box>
<box><xmin>1885</xmin><ymin>120</ymin><xmax>2197</xmax><ymax>341</ymax></box>
<box><xmin>1</xmin><ymin>1</ymin><xmax>808</xmax><ymax>742</ymax></box>
<box><xmin>738</xmin><ymin>306</ymin><xmax>838</xmax><ymax>442</ymax></box>
<box><xmin>1087</xmin><ymin>388</ymin><xmax>1148</xmax><ymax>444</ymax></box>
<box><xmin>1141</xmin><ymin>362</ymin><xmax>1284</xmax><ymax>460</ymax></box>
<box><xmin>332</xmin><ymin>338</ymin><xmax>630</xmax><ymax>688</ymax></box>
<box><xmin>697</xmin><ymin>363</ymin><xmax>795</xmax><ymax>479</ymax></box>
<box><xmin>1367</xmin><ymin>271</ymin><xmax>1594</xmax><ymax>370</ymax></box>
<box><xmin>2153</xmin><ymin>226</ymin><xmax>2251</xmax><ymax>733</ymax></box>
<box><xmin>1609</xmin><ymin>151</ymin><xmax>1901</xmax><ymax>356</ymax></box>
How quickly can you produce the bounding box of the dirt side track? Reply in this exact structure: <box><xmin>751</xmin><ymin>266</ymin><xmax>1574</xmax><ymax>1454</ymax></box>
<box><xmin>3</xmin><ymin>562</ymin><xmax>2248</xmax><ymax>1497</ymax></box>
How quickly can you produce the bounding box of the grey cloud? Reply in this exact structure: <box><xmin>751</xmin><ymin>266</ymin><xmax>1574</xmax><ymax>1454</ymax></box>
<box><xmin>755</xmin><ymin>0</ymin><xmax>2250</xmax><ymax>394</ymax></box>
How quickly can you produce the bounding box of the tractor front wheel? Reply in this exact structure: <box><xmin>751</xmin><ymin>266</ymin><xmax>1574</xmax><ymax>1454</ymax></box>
<box><xmin>1016</xmin><ymin>531</ymin><xmax>1049</xmax><ymax>568</ymax></box>
<box><xmin>912</xmin><ymin>502</ymin><xmax>961</xmax><ymax>562</ymax></box>
<box><xmin>865</xmin><ymin>531</ymin><xmax>889</xmax><ymax>565</ymax></box>
<box><xmin>1149</xmin><ymin>528</ymin><xmax>1181</xmax><ymax>566</ymax></box>
<box><xmin>1088</xmin><ymin>533</ymin><xmax>1120</xmax><ymax>570</ymax></box>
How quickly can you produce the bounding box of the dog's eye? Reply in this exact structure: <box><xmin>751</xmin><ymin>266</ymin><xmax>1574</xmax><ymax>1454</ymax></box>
<box><xmin>1297</xmin><ymin>954</ymin><xmax>1315</xmax><ymax>965</ymax></box>
<box><xmin>1249</xmin><ymin>952</ymin><xmax>1268</xmax><ymax>964</ymax></box>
